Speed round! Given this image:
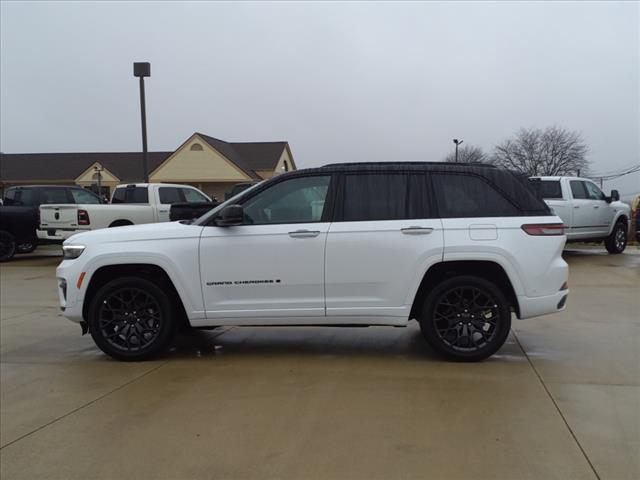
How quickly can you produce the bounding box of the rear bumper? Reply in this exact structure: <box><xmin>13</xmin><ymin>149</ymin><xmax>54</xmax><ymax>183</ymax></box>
<box><xmin>37</xmin><ymin>229</ymin><xmax>83</xmax><ymax>241</ymax></box>
<box><xmin>517</xmin><ymin>289</ymin><xmax>569</xmax><ymax>319</ymax></box>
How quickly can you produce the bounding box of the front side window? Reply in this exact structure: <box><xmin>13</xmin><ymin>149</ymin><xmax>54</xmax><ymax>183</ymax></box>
<box><xmin>432</xmin><ymin>173</ymin><xmax>519</xmax><ymax>218</ymax></box>
<box><xmin>3</xmin><ymin>188</ymin><xmax>16</xmax><ymax>205</ymax></box>
<box><xmin>70</xmin><ymin>189</ymin><xmax>101</xmax><ymax>204</ymax></box>
<box><xmin>242</xmin><ymin>175</ymin><xmax>331</xmax><ymax>225</ymax></box>
<box><xmin>570</xmin><ymin>181</ymin><xmax>588</xmax><ymax>200</ymax></box>
<box><xmin>112</xmin><ymin>187</ymin><xmax>149</xmax><ymax>204</ymax></box>
<box><xmin>584</xmin><ymin>182</ymin><xmax>605</xmax><ymax>201</ymax></box>
<box><xmin>40</xmin><ymin>188</ymin><xmax>69</xmax><ymax>204</ymax></box>
<box><xmin>341</xmin><ymin>173</ymin><xmax>429</xmax><ymax>221</ymax></box>
<box><xmin>159</xmin><ymin>187</ymin><xmax>182</xmax><ymax>204</ymax></box>
<box><xmin>181</xmin><ymin>188</ymin><xmax>209</xmax><ymax>203</ymax></box>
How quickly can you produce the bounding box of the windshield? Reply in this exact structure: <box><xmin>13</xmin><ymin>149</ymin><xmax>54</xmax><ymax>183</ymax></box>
<box><xmin>195</xmin><ymin>181</ymin><xmax>264</xmax><ymax>225</ymax></box>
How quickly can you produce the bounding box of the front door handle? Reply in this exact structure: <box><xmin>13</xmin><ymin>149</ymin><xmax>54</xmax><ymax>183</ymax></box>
<box><xmin>289</xmin><ymin>230</ymin><xmax>320</xmax><ymax>238</ymax></box>
<box><xmin>401</xmin><ymin>226</ymin><xmax>434</xmax><ymax>235</ymax></box>
<box><xmin>593</xmin><ymin>205</ymin><xmax>600</xmax><ymax>209</ymax></box>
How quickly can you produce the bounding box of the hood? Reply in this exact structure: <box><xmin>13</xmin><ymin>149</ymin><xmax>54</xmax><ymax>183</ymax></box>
<box><xmin>64</xmin><ymin>221</ymin><xmax>204</xmax><ymax>246</ymax></box>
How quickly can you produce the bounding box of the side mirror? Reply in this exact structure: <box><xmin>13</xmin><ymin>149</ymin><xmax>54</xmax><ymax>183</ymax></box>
<box><xmin>215</xmin><ymin>204</ymin><xmax>243</xmax><ymax>226</ymax></box>
<box><xmin>611</xmin><ymin>190</ymin><xmax>620</xmax><ymax>202</ymax></box>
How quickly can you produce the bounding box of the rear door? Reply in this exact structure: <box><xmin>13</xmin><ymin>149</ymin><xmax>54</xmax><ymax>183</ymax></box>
<box><xmin>324</xmin><ymin>172</ymin><xmax>443</xmax><ymax>322</ymax></box>
<box><xmin>156</xmin><ymin>186</ymin><xmax>182</xmax><ymax>222</ymax></box>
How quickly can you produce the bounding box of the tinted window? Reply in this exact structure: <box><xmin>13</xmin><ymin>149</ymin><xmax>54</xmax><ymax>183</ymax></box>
<box><xmin>112</xmin><ymin>187</ymin><xmax>149</xmax><ymax>204</ymax></box>
<box><xmin>3</xmin><ymin>188</ymin><xmax>16</xmax><ymax>205</ymax></box>
<box><xmin>584</xmin><ymin>182</ymin><xmax>605</xmax><ymax>201</ymax></box>
<box><xmin>570</xmin><ymin>181</ymin><xmax>588</xmax><ymax>199</ymax></box>
<box><xmin>341</xmin><ymin>173</ymin><xmax>429</xmax><ymax>221</ymax></box>
<box><xmin>70</xmin><ymin>189</ymin><xmax>101</xmax><ymax>204</ymax></box>
<box><xmin>433</xmin><ymin>173</ymin><xmax>519</xmax><ymax>217</ymax></box>
<box><xmin>181</xmin><ymin>188</ymin><xmax>209</xmax><ymax>203</ymax></box>
<box><xmin>242</xmin><ymin>175</ymin><xmax>331</xmax><ymax>225</ymax></box>
<box><xmin>530</xmin><ymin>180</ymin><xmax>563</xmax><ymax>199</ymax></box>
<box><xmin>40</xmin><ymin>188</ymin><xmax>69</xmax><ymax>204</ymax></box>
<box><xmin>159</xmin><ymin>187</ymin><xmax>182</xmax><ymax>204</ymax></box>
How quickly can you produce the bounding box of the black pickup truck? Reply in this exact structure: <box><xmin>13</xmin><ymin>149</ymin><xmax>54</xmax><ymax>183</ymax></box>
<box><xmin>0</xmin><ymin>185</ymin><xmax>103</xmax><ymax>261</ymax></box>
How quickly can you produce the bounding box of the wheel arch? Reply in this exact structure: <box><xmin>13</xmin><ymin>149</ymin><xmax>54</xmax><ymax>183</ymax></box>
<box><xmin>82</xmin><ymin>263</ymin><xmax>189</xmax><ymax>330</ymax></box>
<box><xmin>108</xmin><ymin>219</ymin><xmax>134</xmax><ymax>228</ymax></box>
<box><xmin>409</xmin><ymin>260</ymin><xmax>520</xmax><ymax>320</ymax></box>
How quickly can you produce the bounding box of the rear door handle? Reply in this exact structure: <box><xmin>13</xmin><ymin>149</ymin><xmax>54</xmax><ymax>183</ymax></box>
<box><xmin>401</xmin><ymin>226</ymin><xmax>434</xmax><ymax>235</ymax></box>
<box><xmin>288</xmin><ymin>230</ymin><xmax>320</xmax><ymax>238</ymax></box>
<box><xmin>574</xmin><ymin>205</ymin><xmax>580</xmax><ymax>209</ymax></box>
<box><xmin>593</xmin><ymin>205</ymin><xmax>600</xmax><ymax>209</ymax></box>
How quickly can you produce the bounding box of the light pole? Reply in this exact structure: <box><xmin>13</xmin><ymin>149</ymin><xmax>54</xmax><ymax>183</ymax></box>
<box><xmin>453</xmin><ymin>138</ymin><xmax>463</xmax><ymax>163</ymax></box>
<box><xmin>133</xmin><ymin>62</ymin><xmax>151</xmax><ymax>182</ymax></box>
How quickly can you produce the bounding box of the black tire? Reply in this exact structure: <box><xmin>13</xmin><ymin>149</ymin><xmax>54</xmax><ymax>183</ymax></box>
<box><xmin>0</xmin><ymin>230</ymin><xmax>17</xmax><ymax>262</ymax></box>
<box><xmin>16</xmin><ymin>238</ymin><xmax>38</xmax><ymax>254</ymax></box>
<box><xmin>88</xmin><ymin>277</ymin><xmax>176</xmax><ymax>361</ymax></box>
<box><xmin>604</xmin><ymin>221</ymin><xmax>627</xmax><ymax>254</ymax></box>
<box><xmin>108</xmin><ymin>220</ymin><xmax>133</xmax><ymax>228</ymax></box>
<box><xmin>419</xmin><ymin>275</ymin><xmax>511</xmax><ymax>362</ymax></box>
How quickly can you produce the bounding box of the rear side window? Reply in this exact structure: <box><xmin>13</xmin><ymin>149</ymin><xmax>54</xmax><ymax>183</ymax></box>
<box><xmin>530</xmin><ymin>180</ymin><xmax>563</xmax><ymax>199</ymax></box>
<box><xmin>432</xmin><ymin>173</ymin><xmax>519</xmax><ymax>218</ymax></box>
<box><xmin>340</xmin><ymin>173</ymin><xmax>430</xmax><ymax>221</ymax></box>
<box><xmin>40</xmin><ymin>188</ymin><xmax>70</xmax><ymax>204</ymax></box>
<box><xmin>112</xmin><ymin>187</ymin><xmax>149</xmax><ymax>204</ymax></box>
<box><xmin>570</xmin><ymin>181</ymin><xmax>588</xmax><ymax>199</ymax></box>
<box><xmin>159</xmin><ymin>187</ymin><xmax>182</xmax><ymax>204</ymax></box>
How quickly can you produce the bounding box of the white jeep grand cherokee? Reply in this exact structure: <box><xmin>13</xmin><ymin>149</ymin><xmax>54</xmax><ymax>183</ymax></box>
<box><xmin>57</xmin><ymin>162</ymin><xmax>569</xmax><ymax>362</ymax></box>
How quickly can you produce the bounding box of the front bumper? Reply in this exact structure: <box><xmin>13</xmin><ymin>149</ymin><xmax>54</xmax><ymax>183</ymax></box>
<box><xmin>56</xmin><ymin>259</ymin><xmax>87</xmax><ymax>324</ymax></box>
<box><xmin>517</xmin><ymin>289</ymin><xmax>569</xmax><ymax>319</ymax></box>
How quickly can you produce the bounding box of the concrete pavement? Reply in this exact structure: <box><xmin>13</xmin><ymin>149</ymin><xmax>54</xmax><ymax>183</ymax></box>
<box><xmin>1</xmin><ymin>248</ymin><xmax>638</xmax><ymax>479</ymax></box>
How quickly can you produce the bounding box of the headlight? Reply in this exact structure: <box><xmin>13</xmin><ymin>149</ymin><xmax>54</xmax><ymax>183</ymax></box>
<box><xmin>62</xmin><ymin>245</ymin><xmax>85</xmax><ymax>259</ymax></box>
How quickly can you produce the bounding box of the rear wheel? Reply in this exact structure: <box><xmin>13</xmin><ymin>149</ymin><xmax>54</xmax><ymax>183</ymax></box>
<box><xmin>0</xmin><ymin>230</ymin><xmax>17</xmax><ymax>262</ymax></box>
<box><xmin>88</xmin><ymin>277</ymin><xmax>176</xmax><ymax>361</ymax></box>
<box><xmin>604</xmin><ymin>221</ymin><xmax>627</xmax><ymax>254</ymax></box>
<box><xmin>419</xmin><ymin>275</ymin><xmax>511</xmax><ymax>362</ymax></box>
<box><xmin>16</xmin><ymin>237</ymin><xmax>38</xmax><ymax>254</ymax></box>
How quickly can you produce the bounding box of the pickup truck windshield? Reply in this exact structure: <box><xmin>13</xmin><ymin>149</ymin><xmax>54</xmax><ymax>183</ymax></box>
<box><xmin>530</xmin><ymin>180</ymin><xmax>563</xmax><ymax>199</ymax></box>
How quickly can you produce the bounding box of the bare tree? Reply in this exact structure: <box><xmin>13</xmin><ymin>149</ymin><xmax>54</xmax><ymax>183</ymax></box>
<box><xmin>490</xmin><ymin>126</ymin><xmax>589</xmax><ymax>176</ymax></box>
<box><xmin>443</xmin><ymin>145</ymin><xmax>488</xmax><ymax>163</ymax></box>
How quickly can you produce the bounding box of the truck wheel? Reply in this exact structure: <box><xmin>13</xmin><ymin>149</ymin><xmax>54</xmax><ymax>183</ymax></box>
<box><xmin>0</xmin><ymin>230</ymin><xmax>17</xmax><ymax>262</ymax></box>
<box><xmin>88</xmin><ymin>277</ymin><xmax>176</xmax><ymax>361</ymax></box>
<box><xmin>419</xmin><ymin>275</ymin><xmax>511</xmax><ymax>362</ymax></box>
<box><xmin>16</xmin><ymin>238</ymin><xmax>38</xmax><ymax>254</ymax></box>
<box><xmin>604</xmin><ymin>221</ymin><xmax>627</xmax><ymax>254</ymax></box>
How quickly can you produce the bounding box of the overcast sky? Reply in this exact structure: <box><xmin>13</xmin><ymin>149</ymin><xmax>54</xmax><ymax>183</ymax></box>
<box><xmin>1</xmin><ymin>1</ymin><xmax>638</xmax><ymax>195</ymax></box>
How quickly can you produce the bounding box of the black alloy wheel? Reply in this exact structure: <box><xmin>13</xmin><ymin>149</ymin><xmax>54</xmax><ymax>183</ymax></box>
<box><xmin>420</xmin><ymin>276</ymin><xmax>511</xmax><ymax>362</ymax></box>
<box><xmin>605</xmin><ymin>221</ymin><xmax>627</xmax><ymax>254</ymax></box>
<box><xmin>88</xmin><ymin>277</ymin><xmax>175</xmax><ymax>361</ymax></box>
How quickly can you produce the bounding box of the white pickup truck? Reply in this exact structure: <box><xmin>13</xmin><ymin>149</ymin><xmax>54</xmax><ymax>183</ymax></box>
<box><xmin>529</xmin><ymin>176</ymin><xmax>631</xmax><ymax>253</ymax></box>
<box><xmin>39</xmin><ymin>183</ymin><xmax>211</xmax><ymax>241</ymax></box>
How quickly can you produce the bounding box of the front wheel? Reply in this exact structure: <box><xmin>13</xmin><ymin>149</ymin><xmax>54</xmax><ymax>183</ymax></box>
<box><xmin>604</xmin><ymin>221</ymin><xmax>627</xmax><ymax>254</ymax></box>
<box><xmin>88</xmin><ymin>277</ymin><xmax>176</xmax><ymax>361</ymax></box>
<box><xmin>419</xmin><ymin>276</ymin><xmax>512</xmax><ymax>362</ymax></box>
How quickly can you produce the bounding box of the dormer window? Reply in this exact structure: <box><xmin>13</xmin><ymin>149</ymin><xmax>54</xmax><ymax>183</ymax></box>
<box><xmin>190</xmin><ymin>143</ymin><xmax>203</xmax><ymax>151</ymax></box>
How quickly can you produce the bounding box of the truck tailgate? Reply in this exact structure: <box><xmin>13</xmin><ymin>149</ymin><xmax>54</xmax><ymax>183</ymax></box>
<box><xmin>40</xmin><ymin>205</ymin><xmax>78</xmax><ymax>229</ymax></box>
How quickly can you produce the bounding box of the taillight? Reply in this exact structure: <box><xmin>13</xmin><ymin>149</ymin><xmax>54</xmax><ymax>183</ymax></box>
<box><xmin>521</xmin><ymin>223</ymin><xmax>564</xmax><ymax>236</ymax></box>
<box><xmin>78</xmin><ymin>209</ymin><xmax>90</xmax><ymax>225</ymax></box>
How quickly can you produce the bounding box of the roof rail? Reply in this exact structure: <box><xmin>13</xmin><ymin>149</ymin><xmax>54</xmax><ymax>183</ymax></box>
<box><xmin>321</xmin><ymin>161</ymin><xmax>497</xmax><ymax>168</ymax></box>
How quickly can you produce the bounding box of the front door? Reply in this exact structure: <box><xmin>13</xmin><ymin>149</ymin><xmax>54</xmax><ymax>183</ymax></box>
<box><xmin>199</xmin><ymin>174</ymin><xmax>334</xmax><ymax>322</ymax></box>
<box><xmin>583</xmin><ymin>180</ymin><xmax>614</xmax><ymax>236</ymax></box>
<box><xmin>569</xmin><ymin>180</ymin><xmax>601</xmax><ymax>238</ymax></box>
